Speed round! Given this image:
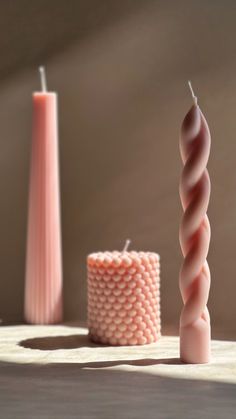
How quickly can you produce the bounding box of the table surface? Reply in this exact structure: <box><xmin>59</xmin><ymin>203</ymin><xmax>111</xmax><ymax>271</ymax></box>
<box><xmin>0</xmin><ymin>324</ymin><xmax>235</xmax><ymax>419</ymax></box>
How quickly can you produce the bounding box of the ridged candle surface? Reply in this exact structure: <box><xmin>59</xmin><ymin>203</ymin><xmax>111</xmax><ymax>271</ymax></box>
<box><xmin>179</xmin><ymin>103</ymin><xmax>211</xmax><ymax>363</ymax></box>
<box><xmin>24</xmin><ymin>92</ymin><xmax>63</xmax><ymax>324</ymax></box>
<box><xmin>87</xmin><ymin>251</ymin><xmax>161</xmax><ymax>345</ymax></box>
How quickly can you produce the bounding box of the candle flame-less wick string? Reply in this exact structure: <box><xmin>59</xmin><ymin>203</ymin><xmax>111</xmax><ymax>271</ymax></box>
<box><xmin>122</xmin><ymin>239</ymin><xmax>131</xmax><ymax>253</ymax></box>
<box><xmin>39</xmin><ymin>66</ymin><xmax>47</xmax><ymax>92</ymax></box>
<box><xmin>188</xmin><ymin>80</ymin><xmax>198</xmax><ymax>106</ymax></box>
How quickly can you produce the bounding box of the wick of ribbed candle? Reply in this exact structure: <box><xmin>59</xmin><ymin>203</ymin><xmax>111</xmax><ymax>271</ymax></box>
<box><xmin>39</xmin><ymin>66</ymin><xmax>47</xmax><ymax>92</ymax></box>
<box><xmin>122</xmin><ymin>239</ymin><xmax>131</xmax><ymax>253</ymax></box>
<box><xmin>188</xmin><ymin>80</ymin><xmax>198</xmax><ymax>106</ymax></box>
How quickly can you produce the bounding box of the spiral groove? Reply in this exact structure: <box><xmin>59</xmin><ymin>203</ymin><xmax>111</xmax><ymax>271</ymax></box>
<box><xmin>179</xmin><ymin>104</ymin><xmax>211</xmax><ymax>363</ymax></box>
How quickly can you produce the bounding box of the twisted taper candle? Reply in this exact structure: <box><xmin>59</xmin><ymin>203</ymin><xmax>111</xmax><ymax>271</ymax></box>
<box><xmin>179</xmin><ymin>82</ymin><xmax>211</xmax><ymax>363</ymax></box>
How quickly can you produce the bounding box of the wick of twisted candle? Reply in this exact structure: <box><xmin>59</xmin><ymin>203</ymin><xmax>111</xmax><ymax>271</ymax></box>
<box><xmin>39</xmin><ymin>66</ymin><xmax>47</xmax><ymax>92</ymax></box>
<box><xmin>122</xmin><ymin>239</ymin><xmax>131</xmax><ymax>253</ymax></box>
<box><xmin>188</xmin><ymin>80</ymin><xmax>198</xmax><ymax>106</ymax></box>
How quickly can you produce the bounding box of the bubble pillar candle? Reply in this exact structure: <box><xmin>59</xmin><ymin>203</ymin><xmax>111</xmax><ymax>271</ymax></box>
<box><xmin>87</xmin><ymin>243</ymin><xmax>161</xmax><ymax>345</ymax></box>
<box><xmin>179</xmin><ymin>82</ymin><xmax>211</xmax><ymax>363</ymax></box>
<box><xmin>24</xmin><ymin>67</ymin><xmax>63</xmax><ymax>324</ymax></box>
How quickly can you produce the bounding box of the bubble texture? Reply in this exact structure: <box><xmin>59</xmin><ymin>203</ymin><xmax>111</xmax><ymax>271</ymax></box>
<box><xmin>87</xmin><ymin>251</ymin><xmax>161</xmax><ymax>345</ymax></box>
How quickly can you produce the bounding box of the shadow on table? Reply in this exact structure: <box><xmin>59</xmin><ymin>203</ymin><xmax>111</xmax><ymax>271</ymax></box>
<box><xmin>19</xmin><ymin>333</ymin><xmax>94</xmax><ymax>350</ymax></box>
<box><xmin>19</xmin><ymin>333</ymin><xmax>182</xmax><ymax>367</ymax></box>
<box><xmin>2</xmin><ymin>325</ymin><xmax>236</xmax><ymax>417</ymax></box>
<box><xmin>0</xmin><ymin>359</ymin><xmax>235</xmax><ymax>419</ymax></box>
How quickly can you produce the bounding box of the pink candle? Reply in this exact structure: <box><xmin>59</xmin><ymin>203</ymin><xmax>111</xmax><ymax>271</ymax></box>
<box><xmin>87</xmin><ymin>241</ymin><xmax>161</xmax><ymax>345</ymax></box>
<box><xmin>24</xmin><ymin>67</ymin><xmax>63</xmax><ymax>324</ymax></box>
<box><xmin>179</xmin><ymin>82</ymin><xmax>211</xmax><ymax>363</ymax></box>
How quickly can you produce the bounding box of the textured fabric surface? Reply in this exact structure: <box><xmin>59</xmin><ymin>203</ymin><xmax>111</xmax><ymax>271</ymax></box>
<box><xmin>0</xmin><ymin>325</ymin><xmax>235</xmax><ymax>418</ymax></box>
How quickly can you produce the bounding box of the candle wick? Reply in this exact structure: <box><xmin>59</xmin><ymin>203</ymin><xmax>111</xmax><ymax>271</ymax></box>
<box><xmin>39</xmin><ymin>66</ymin><xmax>47</xmax><ymax>92</ymax></box>
<box><xmin>188</xmin><ymin>80</ymin><xmax>198</xmax><ymax>106</ymax></box>
<box><xmin>122</xmin><ymin>239</ymin><xmax>131</xmax><ymax>253</ymax></box>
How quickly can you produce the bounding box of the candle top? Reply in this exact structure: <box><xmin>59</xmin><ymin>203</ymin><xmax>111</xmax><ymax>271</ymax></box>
<box><xmin>87</xmin><ymin>251</ymin><xmax>160</xmax><ymax>268</ymax></box>
<box><xmin>33</xmin><ymin>91</ymin><xmax>57</xmax><ymax>97</ymax></box>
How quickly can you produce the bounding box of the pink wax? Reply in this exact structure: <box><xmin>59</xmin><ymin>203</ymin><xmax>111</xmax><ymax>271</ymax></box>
<box><xmin>179</xmin><ymin>84</ymin><xmax>211</xmax><ymax>363</ymax></box>
<box><xmin>87</xmin><ymin>251</ymin><xmax>161</xmax><ymax>345</ymax></box>
<box><xmin>24</xmin><ymin>81</ymin><xmax>63</xmax><ymax>324</ymax></box>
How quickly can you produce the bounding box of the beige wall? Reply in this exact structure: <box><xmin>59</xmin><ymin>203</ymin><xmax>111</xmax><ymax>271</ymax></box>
<box><xmin>0</xmin><ymin>0</ymin><xmax>235</xmax><ymax>338</ymax></box>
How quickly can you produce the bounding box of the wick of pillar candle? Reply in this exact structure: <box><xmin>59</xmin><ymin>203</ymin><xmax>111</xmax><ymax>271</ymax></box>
<box><xmin>39</xmin><ymin>66</ymin><xmax>47</xmax><ymax>92</ymax></box>
<box><xmin>188</xmin><ymin>80</ymin><xmax>198</xmax><ymax>106</ymax></box>
<box><xmin>122</xmin><ymin>239</ymin><xmax>131</xmax><ymax>253</ymax></box>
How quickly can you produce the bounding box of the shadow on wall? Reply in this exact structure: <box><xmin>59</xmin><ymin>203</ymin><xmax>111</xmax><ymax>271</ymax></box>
<box><xmin>0</xmin><ymin>0</ymin><xmax>150</xmax><ymax>324</ymax></box>
<box><xmin>0</xmin><ymin>0</ymin><xmax>143</xmax><ymax>81</ymax></box>
<box><xmin>0</xmin><ymin>0</ymin><xmax>236</xmax><ymax>338</ymax></box>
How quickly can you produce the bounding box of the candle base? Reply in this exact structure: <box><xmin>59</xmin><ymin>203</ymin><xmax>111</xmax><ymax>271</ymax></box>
<box><xmin>180</xmin><ymin>319</ymin><xmax>211</xmax><ymax>364</ymax></box>
<box><xmin>89</xmin><ymin>331</ymin><xmax>161</xmax><ymax>346</ymax></box>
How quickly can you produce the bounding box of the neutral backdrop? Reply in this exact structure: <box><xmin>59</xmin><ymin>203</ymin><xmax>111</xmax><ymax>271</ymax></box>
<box><xmin>0</xmin><ymin>0</ymin><xmax>235</xmax><ymax>338</ymax></box>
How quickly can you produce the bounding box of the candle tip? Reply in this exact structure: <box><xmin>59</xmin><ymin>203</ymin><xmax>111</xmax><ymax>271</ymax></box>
<box><xmin>122</xmin><ymin>239</ymin><xmax>131</xmax><ymax>253</ymax></box>
<box><xmin>39</xmin><ymin>66</ymin><xmax>47</xmax><ymax>92</ymax></box>
<box><xmin>188</xmin><ymin>80</ymin><xmax>197</xmax><ymax>105</ymax></box>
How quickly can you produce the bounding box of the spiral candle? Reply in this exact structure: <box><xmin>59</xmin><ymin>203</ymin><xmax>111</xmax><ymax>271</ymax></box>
<box><xmin>179</xmin><ymin>82</ymin><xmax>211</xmax><ymax>363</ymax></box>
<box><xmin>87</xmin><ymin>243</ymin><xmax>161</xmax><ymax>345</ymax></box>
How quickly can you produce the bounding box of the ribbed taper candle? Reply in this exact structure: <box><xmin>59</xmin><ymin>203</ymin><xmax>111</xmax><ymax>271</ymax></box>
<box><xmin>24</xmin><ymin>67</ymin><xmax>63</xmax><ymax>324</ymax></box>
<box><xmin>179</xmin><ymin>82</ymin><xmax>211</xmax><ymax>363</ymax></box>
